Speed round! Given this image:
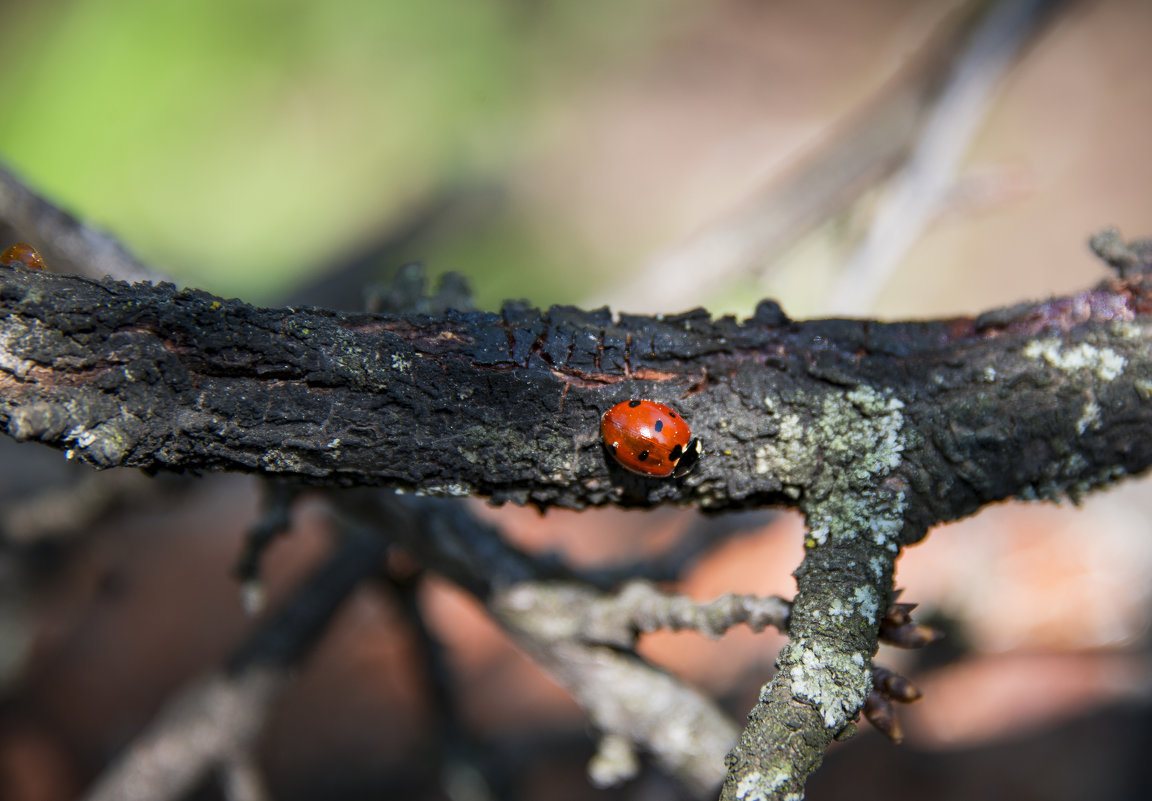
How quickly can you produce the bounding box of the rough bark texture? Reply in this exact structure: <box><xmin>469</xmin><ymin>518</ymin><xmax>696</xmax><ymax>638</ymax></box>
<box><xmin>2</xmin><ymin>237</ymin><xmax>1152</xmax><ymax>800</ymax></box>
<box><xmin>2</xmin><ymin>268</ymin><xmax>1149</xmax><ymax>521</ymax></box>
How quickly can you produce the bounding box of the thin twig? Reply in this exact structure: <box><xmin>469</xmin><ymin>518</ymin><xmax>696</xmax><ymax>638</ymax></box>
<box><xmin>0</xmin><ymin>164</ymin><xmax>166</xmax><ymax>284</ymax></box>
<box><xmin>343</xmin><ymin>492</ymin><xmax>740</xmax><ymax>797</ymax></box>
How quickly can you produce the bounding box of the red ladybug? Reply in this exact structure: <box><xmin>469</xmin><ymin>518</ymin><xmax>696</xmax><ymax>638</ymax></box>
<box><xmin>601</xmin><ymin>399</ymin><xmax>702</xmax><ymax>478</ymax></box>
<box><xmin>0</xmin><ymin>242</ymin><xmax>45</xmax><ymax>271</ymax></box>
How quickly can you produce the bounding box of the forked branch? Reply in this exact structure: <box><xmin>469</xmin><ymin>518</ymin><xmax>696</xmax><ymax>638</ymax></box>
<box><xmin>2</xmin><ymin>232</ymin><xmax>1151</xmax><ymax>799</ymax></box>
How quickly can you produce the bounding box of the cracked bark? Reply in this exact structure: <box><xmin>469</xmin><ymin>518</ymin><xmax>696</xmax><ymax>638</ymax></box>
<box><xmin>3</xmin><ymin>267</ymin><xmax>1148</xmax><ymax>514</ymax></box>
<box><xmin>2</xmin><ymin>235</ymin><xmax>1151</xmax><ymax>799</ymax></box>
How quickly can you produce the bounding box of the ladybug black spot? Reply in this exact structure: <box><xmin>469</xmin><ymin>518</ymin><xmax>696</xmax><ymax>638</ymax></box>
<box><xmin>668</xmin><ymin>411</ymin><xmax>677</xmax><ymax>418</ymax></box>
<box><xmin>637</xmin><ymin>450</ymin><xmax>649</xmax><ymax>462</ymax></box>
<box><xmin>669</xmin><ymin>443</ymin><xmax>683</xmax><ymax>461</ymax></box>
<box><xmin>654</xmin><ymin>420</ymin><xmax>664</xmax><ymax>433</ymax></box>
<box><xmin>628</xmin><ymin>399</ymin><xmax>642</xmax><ymax>408</ymax></box>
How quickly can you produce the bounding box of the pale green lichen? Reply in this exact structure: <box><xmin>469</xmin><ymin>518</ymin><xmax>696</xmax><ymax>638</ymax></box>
<box><xmin>261</xmin><ymin>449</ymin><xmax>304</xmax><ymax>471</ymax></box>
<box><xmin>819</xmin><ymin>390</ymin><xmax>905</xmax><ymax>477</ymax></box>
<box><xmin>807</xmin><ymin>488</ymin><xmax>906</xmax><ymax>550</ymax></box>
<box><xmin>826</xmin><ymin>586</ymin><xmax>880</xmax><ymax>623</ymax></box>
<box><xmin>754</xmin><ymin>412</ymin><xmax>805</xmax><ymax>476</ymax></box>
<box><xmin>63</xmin><ymin>418</ymin><xmax>138</xmax><ymax>467</ymax></box>
<box><xmin>735</xmin><ymin>768</ymin><xmax>791</xmax><ymax>801</ymax></box>
<box><xmin>1076</xmin><ymin>399</ymin><xmax>1101</xmax><ymax>434</ymax></box>
<box><xmin>762</xmin><ymin>385</ymin><xmax>908</xmax><ymax>548</ymax></box>
<box><xmin>1022</xmin><ymin>339</ymin><xmax>1127</xmax><ymax>381</ymax></box>
<box><xmin>851</xmin><ymin>585</ymin><xmax>881</xmax><ymax>624</ymax></box>
<box><xmin>772</xmin><ymin>386</ymin><xmax>905</xmax><ymax>735</ymax></box>
<box><xmin>734</xmin><ymin>772</ymin><xmax>766</xmax><ymax>801</ymax></box>
<box><xmin>1107</xmin><ymin>320</ymin><xmax>1145</xmax><ymax>341</ymax></box>
<box><xmin>782</xmin><ymin>641</ymin><xmax>871</xmax><ymax>729</ymax></box>
<box><xmin>0</xmin><ymin>317</ymin><xmax>42</xmax><ymax>379</ymax></box>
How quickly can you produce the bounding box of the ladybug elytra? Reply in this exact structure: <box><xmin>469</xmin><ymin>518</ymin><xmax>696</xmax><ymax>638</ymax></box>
<box><xmin>600</xmin><ymin>399</ymin><xmax>702</xmax><ymax>478</ymax></box>
<box><xmin>0</xmin><ymin>242</ymin><xmax>45</xmax><ymax>271</ymax></box>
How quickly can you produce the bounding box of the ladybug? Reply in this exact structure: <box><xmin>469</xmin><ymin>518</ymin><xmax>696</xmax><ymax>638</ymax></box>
<box><xmin>0</xmin><ymin>242</ymin><xmax>45</xmax><ymax>271</ymax></box>
<box><xmin>601</xmin><ymin>399</ymin><xmax>702</xmax><ymax>478</ymax></box>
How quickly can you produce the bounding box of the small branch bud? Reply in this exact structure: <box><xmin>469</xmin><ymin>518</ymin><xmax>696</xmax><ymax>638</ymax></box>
<box><xmin>879</xmin><ymin>621</ymin><xmax>944</xmax><ymax>648</ymax></box>
<box><xmin>872</xmin><ymin>665</ymin><xmax>923</xmax><ymax>703</ymax></box>
<box><xmin>882</xmin><ymin>601</ymin><xmax>918</xmax><ymax>627</ymax></box>
<box><xmin>863</xmin><ymin>692</ymin><xmax>904</xmax><ymax>744</ymax></box>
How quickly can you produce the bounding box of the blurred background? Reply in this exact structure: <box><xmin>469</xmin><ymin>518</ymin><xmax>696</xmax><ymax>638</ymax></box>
<box><xmin>0</xmin><ymin>0</ymin><xmax>1151</xmax><ymax>799</ymax></box>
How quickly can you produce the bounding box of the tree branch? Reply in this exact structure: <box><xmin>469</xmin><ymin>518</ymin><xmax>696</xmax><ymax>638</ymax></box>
<box><xmin>574</xmin><ymin>578</ymin><xmax>791</xmax><ymax>645</ymax></box>
<box><xmin>1</xmin><ymin>258</ymin><xmax>1149</xmax><ymax>516</ymax></box>
<box><xmin>340</xmin><ymin>490</ymin><xmax>745</xmax><ymax>796</ymax></box>
<box><xmin>3</xmin><ymin>233</ymin><xmax>1152</xmax><ymax>800</ymax></box>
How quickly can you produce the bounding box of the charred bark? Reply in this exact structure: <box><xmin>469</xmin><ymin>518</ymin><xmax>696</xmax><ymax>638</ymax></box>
<box><xmin>1</xmin><ymin>259</ymin><xmax>1149</xmax><ymax>523</ymax></box>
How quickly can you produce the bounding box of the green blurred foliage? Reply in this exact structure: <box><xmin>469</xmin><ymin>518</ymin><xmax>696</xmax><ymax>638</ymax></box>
<box><xmin>0</xmin><ymin>0</ymin><xmax>682</xmax><ymax>305</ymax></box>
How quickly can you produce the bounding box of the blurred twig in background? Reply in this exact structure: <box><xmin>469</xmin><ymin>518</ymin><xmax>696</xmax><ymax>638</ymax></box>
<box><xmin>82</xmin><ymin>524</ymin><xmax>386</xmax><ymax>801</ymax></box>
<box><xmin>618</xmin><ymin>0</ymin><xmax>1060</xmax><ymax>317</ymax></box>
<box><xmin>0</xmin><ymin>166</ymin><xmax>165</xmax><ymax>284</ymax></box>
<box><xmin>830</xmin><ymin>0</ymin><xmax>1061</xmax><ymax>314</ymax></box>
<box><xmin>613</xmin><ymin>0</ymin><xmax>988</xmax><ymax>312</ymax></box>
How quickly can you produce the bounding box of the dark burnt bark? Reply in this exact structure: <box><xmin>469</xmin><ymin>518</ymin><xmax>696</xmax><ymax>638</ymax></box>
<box><xmin>2</xmin><ymin>264</ymin><xmax>1149</xmax><ymax>523</ymax></box>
